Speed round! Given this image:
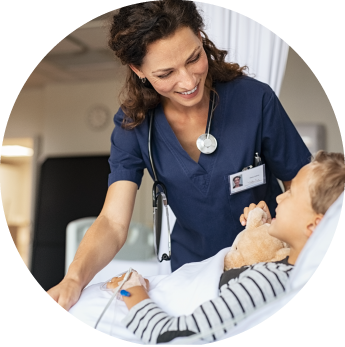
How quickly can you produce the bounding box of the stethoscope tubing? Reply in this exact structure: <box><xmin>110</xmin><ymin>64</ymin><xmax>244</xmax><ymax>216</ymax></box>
<box><xmin>148</xmin><ymin>90</ymin><xmax>217</xmax><ymax>262</ymax></box>
<box><xmin>206</xmin><ymin>90</ymin><xmax>216</xmax><ymax>139</ymax></box>
<box><xmin>148</xmin><ymin>108</ymin><xmax>158</xmax><ymax>182</ymax></box>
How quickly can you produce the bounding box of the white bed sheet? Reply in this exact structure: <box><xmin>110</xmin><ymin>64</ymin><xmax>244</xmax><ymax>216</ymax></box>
<box><xmin>212</xmin><ymin>191</ymin><xmax>343</xmax><ymax>343</ymax></box>
<box><xmin>86</xmin><ymin>259</ymin><xmax>160</xmax><ymax>287</ymax></box>
<box><xmin>69</xmin><ymin>247</ymin><xmax>230</xmax><ymax>343</ymax></box>
<box><xmin>70</xmin><ymin>192</ymin><xmax>343</xmax><ymax>344</ymax></box>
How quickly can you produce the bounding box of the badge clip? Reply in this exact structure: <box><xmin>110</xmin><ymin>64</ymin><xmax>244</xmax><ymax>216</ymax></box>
<box><xmin>254</xmin><ymin>152</ymin><xmax>262</xmax><ymax>167</ymax></box>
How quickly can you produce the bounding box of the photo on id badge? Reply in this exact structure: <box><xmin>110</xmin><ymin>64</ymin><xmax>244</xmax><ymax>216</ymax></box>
<box><xmin>229</xmin><ymin>165</ymin><xmax>266</xmax><ymax>195</ymax></box>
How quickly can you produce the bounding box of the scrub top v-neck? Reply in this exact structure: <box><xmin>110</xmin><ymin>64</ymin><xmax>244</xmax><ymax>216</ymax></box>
<box><xmin>108</xmin><ymin>76</ymin><xmax>311</xmax><ymax>271</ymax></box>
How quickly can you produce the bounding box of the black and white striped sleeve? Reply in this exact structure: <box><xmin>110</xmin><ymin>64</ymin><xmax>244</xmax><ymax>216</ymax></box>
<box><xmin>122</xmin><ymin>262</ymin><xmax>293</xmax><ymax>344</ymax></box>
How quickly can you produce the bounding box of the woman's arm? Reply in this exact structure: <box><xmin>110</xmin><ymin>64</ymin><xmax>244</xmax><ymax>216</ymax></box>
<box><xmin>47</xmin><ymin>180</ymin><xmax>137</xmax><ymax>311</ymax></box>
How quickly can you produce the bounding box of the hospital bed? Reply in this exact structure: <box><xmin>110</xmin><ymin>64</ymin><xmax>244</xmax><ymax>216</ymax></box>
<box><xmin>65</xmin><ymin>219</ymin><xmax>167</xmax><ymax>287</ymax></box>
<box><xmin>69</xmin><ymin>192</ymin><xmax>343</xmax><ymax>344</ymax></box>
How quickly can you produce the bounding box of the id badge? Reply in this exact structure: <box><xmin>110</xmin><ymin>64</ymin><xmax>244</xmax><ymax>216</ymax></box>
<box><xmin>229</xmin><ymin>164</ymin><xmax>266</xmax><ymax>195</ymax></box>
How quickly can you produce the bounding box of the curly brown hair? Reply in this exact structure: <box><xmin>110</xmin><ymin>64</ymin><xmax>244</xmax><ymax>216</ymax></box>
<box><xmin>108</xmin><ymin>0</ymin><xmax>247</xmax><ymax>129</ymax></box>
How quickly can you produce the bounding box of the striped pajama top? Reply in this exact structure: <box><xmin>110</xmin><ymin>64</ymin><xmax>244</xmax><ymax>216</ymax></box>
<box><xmin>122</xmin><ymin>258</ymin><xmax>294</xmax><ymax>344</ymax></box>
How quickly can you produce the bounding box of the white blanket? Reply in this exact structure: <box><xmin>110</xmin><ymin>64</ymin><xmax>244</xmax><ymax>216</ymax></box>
<box><xmin>69</xmin><ymin>191</ymin><xmax>343</xmax><ymax>344</ymax></box>
<box><xmin>69</xmin><ymin>247</ymin><xmax>231</xmax><ymax>343</ymax></box>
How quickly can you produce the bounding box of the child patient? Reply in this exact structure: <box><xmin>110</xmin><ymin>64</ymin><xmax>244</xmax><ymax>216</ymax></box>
<box><xmin>108</xmin><ymin>151</ymin><xmax>345</xmax><ymax>344</ymax></box>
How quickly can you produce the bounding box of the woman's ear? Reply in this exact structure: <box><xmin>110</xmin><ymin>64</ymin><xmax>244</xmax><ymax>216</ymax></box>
<box><xmin>128</xmin><ymin>64</ymin><xmax>145</xmax><ymax>79</ymax></box>
<box><xmin>197</xmin><ymin>31</ymin><xmax>202</xmax><ymax>42</ymax></box>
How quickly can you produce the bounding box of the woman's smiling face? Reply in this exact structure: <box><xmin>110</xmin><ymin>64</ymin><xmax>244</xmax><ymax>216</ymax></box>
<box><xmin>130</xmin><ymin>26</ymin><xmax>209</xmax><ymax>109</ymax></box>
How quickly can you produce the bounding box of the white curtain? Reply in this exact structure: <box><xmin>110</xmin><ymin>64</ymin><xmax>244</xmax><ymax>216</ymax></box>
<box><xmin>158</xmin><ymin>2</ymin><xmax>290</xmax><ymax>274</ymax></box>
<box><xmin>196</xmin><ymin>2</ymin><xmax>289</xmax><ymax>97</ymax></box>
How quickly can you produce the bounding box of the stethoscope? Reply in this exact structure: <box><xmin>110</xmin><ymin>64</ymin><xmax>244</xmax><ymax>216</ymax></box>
<box><xmin>148</xmin><ymin>91</ymin><xmax>217</xmax><ymax>262</ymax></box>
<box><xmin>196</xmin><ymin>90</ymin><xmax>217</xmax><ymax>154</ymax></box>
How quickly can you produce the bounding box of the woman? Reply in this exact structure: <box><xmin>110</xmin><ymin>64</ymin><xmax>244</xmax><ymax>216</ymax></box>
<box><xmin>48</xmin><ymin>0</ymin><xmax>310</xmax><ymax>311</ymax></box>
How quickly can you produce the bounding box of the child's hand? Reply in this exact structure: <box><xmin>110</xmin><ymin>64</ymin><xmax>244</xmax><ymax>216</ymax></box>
<box><xmin>239</xmin><ymin>201</ymin><xmax>272</xmax><ymax>226</ymax></box>
<box><xmin>106</xmin><ymin>271</ymin><xmax>151</xmax><ymax>311</ymax></box>
<box><xmin>145</xmin><ymin>278</ymin><xmax>149</xmax><ymax>290</ymax></box>
<box><xmin>107</xmin><ymin>273</ymin><xmax>128</xmax><ymax>290</ymax></box>
<box><xmin>107</xmin><ymin>272</ymin><xmax>150</xmax><ymax>291</ymax></box>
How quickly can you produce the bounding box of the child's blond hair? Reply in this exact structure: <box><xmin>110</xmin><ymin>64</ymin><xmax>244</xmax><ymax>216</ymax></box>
<box><xmin>309</xmin><ymin>150</ymin><xmax>345</xmax><ymax>215</ymax></box>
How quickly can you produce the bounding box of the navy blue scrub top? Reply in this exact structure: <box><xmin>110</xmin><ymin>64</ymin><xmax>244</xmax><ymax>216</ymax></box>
<box><xmin>108</xmin><ymin>76</ymin><xmax>311</xmax><ymax>271</ymax></box>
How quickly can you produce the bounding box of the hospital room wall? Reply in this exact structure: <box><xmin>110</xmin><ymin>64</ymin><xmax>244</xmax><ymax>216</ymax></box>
<box><xmin>5</xmin><ymin>48</ymin><xmax>342</xmax><ymax>156</ymax></box>
<box><xmin>0</xmin><ymin>160</ymin><xmax>32</xmax><ymax>264</ymax></box>
<box><xmin>3</xmin><ymin>46</ymin><xmax>343</xmax><ymax>236</ymax></box>
<box><xmin>0</xmin><ymin>161</ymin><xmax>31</xmax><ymax>226</ymax></box>
<box><xmin>4</xmin><ymin>76</ymin><xmax>153</xmax><ymax>231</ymax></box>
<box><xmin>279</xmin><ymin>48</ymin><xmax>343</xmax><ymax>153</ymax></box>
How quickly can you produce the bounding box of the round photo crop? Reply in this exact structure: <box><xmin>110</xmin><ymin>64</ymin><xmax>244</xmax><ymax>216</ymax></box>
<box><xmin>1</xmin><ymin>0</ymin><xmax>344</xmax><ymax>346</ymax></box>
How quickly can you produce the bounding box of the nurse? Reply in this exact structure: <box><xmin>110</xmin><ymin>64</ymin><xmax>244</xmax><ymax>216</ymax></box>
<box><xmin>48</xmin><ymin>0</ymin><xmax>310</xmax><ymax>310</ymax></box>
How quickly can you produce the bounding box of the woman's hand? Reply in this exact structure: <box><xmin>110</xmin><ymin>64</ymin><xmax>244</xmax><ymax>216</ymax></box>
<box><xmin>239</xmin><ymin>201</ymin><xmax>272</xmax><ymax>226</ymax></box>
<box><xmin>47</xmin><ymin>277</ymin><xmax>83</xmax><ymax>311</ymax></box>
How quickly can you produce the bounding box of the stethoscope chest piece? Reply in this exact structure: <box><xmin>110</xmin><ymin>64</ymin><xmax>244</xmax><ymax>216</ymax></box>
<box><xmin>196</xmin><ymin>133</ymin><xmax>217</xmax><ymax>154</ymax></box>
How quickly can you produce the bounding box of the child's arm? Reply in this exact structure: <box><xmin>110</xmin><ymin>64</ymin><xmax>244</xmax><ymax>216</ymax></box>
<box><xmin>121</xmin><ymin>262</ymin><xmax>292</xmax><ymax>344</ymax></box>
<box><xmin>122</xmin><ymin>286</ymin><xmax>150</xmax><ymax>309</ymax></box>
<box><xmin>107</xmin><ymin>272</ymin><xmax>150</xmax><ymax>309</ymax></box>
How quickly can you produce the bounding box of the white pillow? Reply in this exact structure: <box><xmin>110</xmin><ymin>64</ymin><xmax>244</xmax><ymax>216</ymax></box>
<box><xmin>287</xmin><ymin>191</ymin><xmax>343</xmax><ymax>291</ymax></box>
<box><xmin>69</xmin><ymin>247</ymin><xmax>230</xmax><ymax>342</ymax></box>
<box><xmin>213</xmin><ymin>192</ymin><xmax>344</xmax><ymax>342</ymax></box>
<box><xmin>70</xmin><ymin>193</ymin><xmax>344</xmax><ymax>343</ymax></box>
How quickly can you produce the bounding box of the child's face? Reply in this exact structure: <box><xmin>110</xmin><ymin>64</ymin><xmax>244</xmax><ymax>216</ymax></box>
<box><xmin>268</xmin><ymin>164</ymin><xmax>317</xmax><ymax>246</ymax></box>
